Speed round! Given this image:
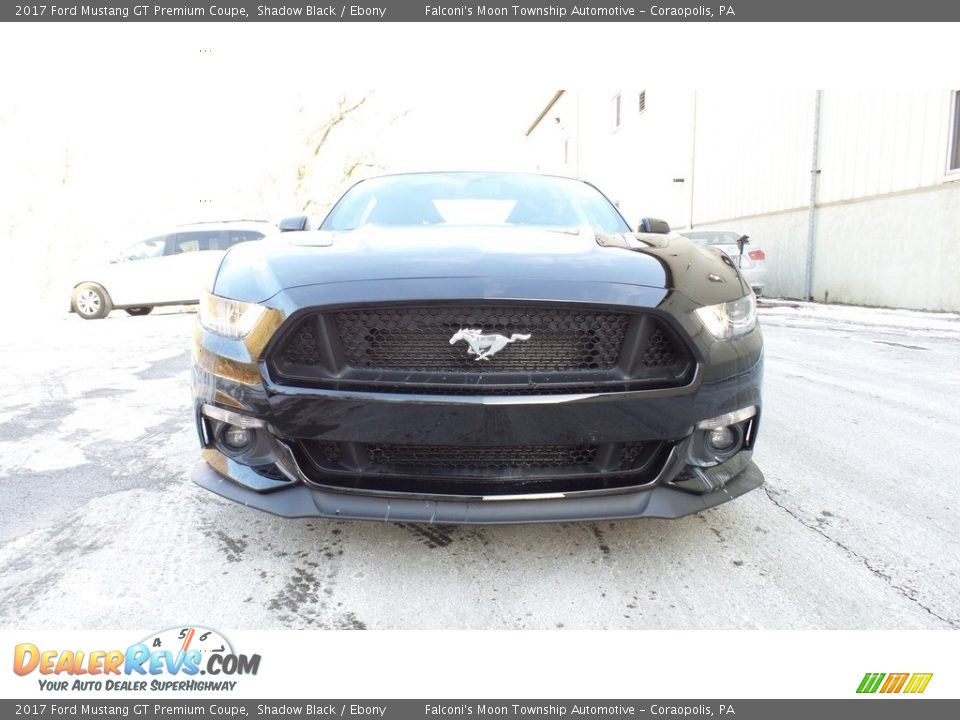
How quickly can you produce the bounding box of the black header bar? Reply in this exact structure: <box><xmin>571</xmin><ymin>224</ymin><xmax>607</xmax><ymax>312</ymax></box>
<box><xmin>5</xmin><ymin>0</ymin><xmax>960</xmax><ymax>22</ymax></box>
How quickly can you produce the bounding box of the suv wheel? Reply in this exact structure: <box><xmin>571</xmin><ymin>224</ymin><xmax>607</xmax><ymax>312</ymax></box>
<box><xmin>125</xmin><ymin>307</ymin><xmax>154</xmax><ymax>316</ymax></box>
<box><xmin>72</xmin><ymin>283</ymin><xmax>112</xmax><ymax>320</ymax></box>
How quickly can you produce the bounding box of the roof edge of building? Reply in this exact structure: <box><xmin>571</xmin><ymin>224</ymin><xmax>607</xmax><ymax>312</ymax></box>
<box><xmin>525</xmin><ymin>91</ymin><xmax>565</xmax><ymax>137</ymax></box>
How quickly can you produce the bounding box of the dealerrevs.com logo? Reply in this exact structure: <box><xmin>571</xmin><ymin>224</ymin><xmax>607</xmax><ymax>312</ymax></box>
<box><xmin>857</xmin><ymin>672</ymin><xmax>933</xmax><ymax>694</ymax></box>
<box><xmin>13</xmin><ymin>627</ymin><xmax>260</xmax><ymax>692</ymax></box>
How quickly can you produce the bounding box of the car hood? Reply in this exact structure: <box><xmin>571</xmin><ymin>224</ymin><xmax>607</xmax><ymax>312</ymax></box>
<box><xmin>213</xmin><ymin>225</ymin><xmax>749</xmax><ymax>306</ymax></box>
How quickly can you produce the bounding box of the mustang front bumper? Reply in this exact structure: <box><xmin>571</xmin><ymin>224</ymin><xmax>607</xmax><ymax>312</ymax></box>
<box><xmin>191</xmin><ymin>286</ymin><xmax>764</xmax><ymax>525</ymax></box>
<box><xmin>192</xmin><ymin>454</ymin><xmax>763</xmax><ymax>524</ymax></box>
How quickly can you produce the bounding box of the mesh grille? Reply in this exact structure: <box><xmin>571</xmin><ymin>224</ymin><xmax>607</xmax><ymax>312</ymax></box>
<box><xmin>320</xmin><ymin>383</ymin><xmax>623</xmax><ymax>396</ymax></box>
<box><xmin>640</xmin><ymin>326</ymin><xmax>677</xmax><ymax>367</ymax></box>
<box><xmin>619</xmin><ymin>442</ymin><xmax>651</xmax><ymax>470</ymax></box>
<box><xmin>366</xmin><ymin>444</ymin><xmax>598</xmax><ymax>471</ymax></box>
<box><xmin>270</xmin><ymin>305</ymin><xmax>692</xmax><ymax>395</ymax></box>
<box><xmin>312</xmin><ymin>442</ymin><xmax>341</xmax><ymax>464</ymax></box>
<box><xmin>280</xmin><ymin>321</ymin><xmax>322</xmax><ymax>366</ymax></box>
<box><xmin>294</xmin><ymin>439</ymin><xmax>671</xmax><ymax>494</ymax></box>
<box><xmin>334</xmin><ymin>306</ymin><xmax>629</xmax><ymax>373</ymax></box>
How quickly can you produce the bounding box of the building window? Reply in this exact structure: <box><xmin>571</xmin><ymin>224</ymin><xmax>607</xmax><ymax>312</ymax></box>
<box><xmin>950</xmin><ymin>90</ymin><xmax>960</xmax><ymax>172</ymax></box>
<box><xmin>638</xmin><ymin>91</ymin><xmax>646</xmax><ymax>114</ymax></box>
<box><xmin>612</xmin><ymin>93</ymin><xmax>621</xmax><ymax>130</ymax></box>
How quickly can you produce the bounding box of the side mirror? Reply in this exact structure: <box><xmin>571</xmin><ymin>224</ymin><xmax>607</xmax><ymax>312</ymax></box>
<box><xmin>278</xmin><ymin>215</ymin><xmax>311</xmax><ymax>232</ymax></box>
<box><xmin>737</xmin><ymin>235</ymin><xmax>750</xmax><ymax>255</ymax></box>
<box><xmin>638</xmin><ymin>217</ymin><xmax>670</xmax><ymax>234</ymax></box>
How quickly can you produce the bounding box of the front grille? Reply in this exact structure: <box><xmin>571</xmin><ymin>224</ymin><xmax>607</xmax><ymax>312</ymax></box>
<box><xmin>641</xmin><ymin>326</ymin><xmax>678</xmax><ymax>367</ymax></box>
<box><xmin>334</xmin><ymin>306</ymin><xmax>628</xmax><ymax>373</ymax></box>
<box><xmin>295</xmin><ymin>438</ymin><xmax>669</xmax><ymax>496</ymax></box>
<box><xmin>619</xmin><ymin>442</ymin><xmax>651</xmax><ymax>470</ymax></box>
<box><xmin>281</xmin><ymin>322</ymin><xmax>322</xmax><ymax>366</ymax></box>
<box><xmin>367</xmin><ymin>444</ymin><xmax>598</xmax><ymax>471</ymax></box>
<box><xmin>268</xmin><ymin>303</ymin><xmax>693</xmax><ymax>395</ymax></box>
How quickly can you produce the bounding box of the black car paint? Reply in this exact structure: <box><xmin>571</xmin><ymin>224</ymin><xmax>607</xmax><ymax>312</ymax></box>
<box><xmin>212</xmin><ymin>226</ymin><xmax>748</xmax><ymax>309</ymax></box>
<box><xmin>192</xmin><ymin>176</ymin><xmax>762</xmax><ymax>524</ymax></box>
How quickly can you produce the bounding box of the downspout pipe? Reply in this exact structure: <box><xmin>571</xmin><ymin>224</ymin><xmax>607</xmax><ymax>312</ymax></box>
<box><xmin>688</xmin><ymin>90</ymin><xmax>698</xmax><ymax>231</ymax></box>
<box><xmin>804</xmin><ymin>90</ymin><xmax>823</xmax><ymax>301</ymax></box>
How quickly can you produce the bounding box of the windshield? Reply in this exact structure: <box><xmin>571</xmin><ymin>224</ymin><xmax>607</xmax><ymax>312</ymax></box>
<box><xmin>320</xmin><ymin>173</ymin><xmax>630</xmax><ymax>234</ymax></box>
<box><xmin>681</xmin><ymin>231</ymin><xmax>742</xmax><ymax>246</ymax></box>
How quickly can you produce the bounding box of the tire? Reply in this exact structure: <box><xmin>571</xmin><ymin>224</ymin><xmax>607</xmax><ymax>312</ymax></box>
<box><xmin>72</xmin><ymin>283</ymin><xmax>112</xmax><ymax>320</ymax></box>
<box><xmin>125</xmin><ymin>307</ymin><xmax>154</xmax><ymax>316</ymax></box>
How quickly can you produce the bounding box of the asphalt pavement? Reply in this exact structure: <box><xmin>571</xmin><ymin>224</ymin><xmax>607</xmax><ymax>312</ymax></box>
<box><xmin>0</xmin><ymin>303</ymin><xmax>957</xmax><ymax>629</ymax></box>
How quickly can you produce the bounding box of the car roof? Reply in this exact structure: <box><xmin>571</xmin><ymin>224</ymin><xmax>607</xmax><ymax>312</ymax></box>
<box><xmin>353</xmin><ymin>170</ymin><xmax>600</xmax><ymax>186</ymax></box>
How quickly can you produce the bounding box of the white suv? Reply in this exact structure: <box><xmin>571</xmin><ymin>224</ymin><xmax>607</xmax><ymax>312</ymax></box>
<box><xmin>70</xmin><ymin>220</ymin><xmax>275</xmax><ymax>319</ymax></box>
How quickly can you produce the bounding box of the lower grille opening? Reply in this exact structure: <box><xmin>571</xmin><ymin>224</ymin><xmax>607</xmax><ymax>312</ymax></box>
<box><xmin>293</xmin><ymin>439</ymin><xmax>670</xmax><ymax>497</ymax></box>
<box><xmin>367</xmin><ymin>444</ymin><xmax>599</xmax><ymax>472</ymax></box>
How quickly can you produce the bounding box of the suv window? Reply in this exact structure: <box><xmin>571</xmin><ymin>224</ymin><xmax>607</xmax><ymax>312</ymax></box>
<box><xmin>122</xmin><ymin>236</ymin><xmax>167</xmax><ymax>262</ymax></box>
<box><xmin>167</xmin><ymin>231</ymin><xmax>222</xmax><ymax>255</ymax></box>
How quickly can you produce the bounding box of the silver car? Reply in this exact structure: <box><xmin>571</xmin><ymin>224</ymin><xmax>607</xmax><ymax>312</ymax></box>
<box><xmin>70</xmin><ymin>220</ymin><xmax>275</xmax><ymax>319</ymax></box>
<box><xmin>679</xmin><ymin>230</ymin><xmax>768</xmax><ymax>296</ymax></box>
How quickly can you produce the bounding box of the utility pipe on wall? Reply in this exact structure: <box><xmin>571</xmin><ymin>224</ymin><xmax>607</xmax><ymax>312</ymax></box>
<box><xmin>804</xmin><ymin>90</ymin><xmax>823</xmax><ymax>301</ymax></box>
<box><xmin>688</xmin><ymin>91</ymin><xmax>698</xmax><ymax>231</ymax></box>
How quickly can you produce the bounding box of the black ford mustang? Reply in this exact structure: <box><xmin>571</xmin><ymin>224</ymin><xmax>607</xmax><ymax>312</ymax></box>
<box><xmin>191</xmin><ymin>172</ymin><xmax>763</xmax><ymax>523</ymax></box>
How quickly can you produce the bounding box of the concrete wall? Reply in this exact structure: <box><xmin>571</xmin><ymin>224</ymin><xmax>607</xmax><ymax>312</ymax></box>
<box><xmin>812</xmin><ymin>183</ymin><xmax>960</xmax><ymax>311</ymax></box>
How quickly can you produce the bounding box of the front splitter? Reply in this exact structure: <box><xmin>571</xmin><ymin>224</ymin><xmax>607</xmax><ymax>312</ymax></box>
<box><xmin>191</xmin><ymin>461</ymin><xmax>763</xmax><ymax>525</ymax></box>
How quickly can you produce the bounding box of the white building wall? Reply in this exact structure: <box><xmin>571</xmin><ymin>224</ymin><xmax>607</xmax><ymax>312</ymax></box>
<box><xmin>818</xmin><ymin>90</ymin><xmax>955</xmax><ymax>203</ymax></box>
<box><xmin>527</xmin><ymin>89</ymin><xmax>960</xmax><ymax>311</ymax></box>
<box><xmin>691</xmin><ymin>90</ymin><xmax>814</xmax><ymax>225</ymax></box>
<box><xmin>598</xmin><ymin>89</ymin><xmax>695</xmax><ymax>229</ymax></box>
<box><xmin>527</xmin><ymin>92</ymin><xmax>580</xmax><ymax>176</ymax></box>
<box><xmin>527</xmin><ymin>90</ymin><xmax>696</xmax><ymax>229</ymax></box>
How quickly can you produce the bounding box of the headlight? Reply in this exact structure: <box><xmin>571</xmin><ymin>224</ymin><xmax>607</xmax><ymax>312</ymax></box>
<box><xmin>198</xmin><ymin>292</ymin><xmax>266</xmax><ymax>339</ymax></box>
<box><xmin>694</xmin><ymin>293</ymin><xmax>757</xmax><ymax>340</ymax></box>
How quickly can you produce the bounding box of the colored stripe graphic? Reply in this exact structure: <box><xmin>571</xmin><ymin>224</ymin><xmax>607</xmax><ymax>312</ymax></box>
<box><xmin>880</xmin><ymin>673</ymin><xmax>909</xmax><ymax>693</ymax></box>
<box><xmin>904</xmin><ymin>673</ymin><xmax>933</xmax><ymax>694</ymax></box>
<box><xmin>857</xmin><ymin>672</ymin><xmax>933</xmax><ymax>694</ymax></box>
<box><xmin>857</xmin><ymin>673</ymin><xmax>885</xmax><ymax>693</ymax></box>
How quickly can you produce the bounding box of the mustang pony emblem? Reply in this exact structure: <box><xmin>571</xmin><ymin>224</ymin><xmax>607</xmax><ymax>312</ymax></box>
<box><xmin>449</xmin><ymin>328</ymin><xmax>531</xmax><ymax>361</ymax></box>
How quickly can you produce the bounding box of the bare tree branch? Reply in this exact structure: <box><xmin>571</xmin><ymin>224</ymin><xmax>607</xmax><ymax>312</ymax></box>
<box><xmin>295</xmin><ymin>96</ymin><xmax>370</xmax><ymax>196</ymax></box>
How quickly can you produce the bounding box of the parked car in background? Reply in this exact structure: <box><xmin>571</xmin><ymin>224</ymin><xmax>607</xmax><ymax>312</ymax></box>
<box><xmin>191</xmin><ymin>172</ymin><xmax>763</xmax><ymax>524</ymax></box>
<box><xmin>679</xmin><ymin>230</ymin><xmax>767</xmax><ymax>295</ymax></box>
<box><xmin>70</xmin><ymin>220</ymin><xmax>276</xmax><ymax>319</ymax></box>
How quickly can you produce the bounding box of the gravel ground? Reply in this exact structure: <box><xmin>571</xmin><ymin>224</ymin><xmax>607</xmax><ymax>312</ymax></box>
<box><xmin>0</xmin><ymin>303</ymin><xmax>957</xmax><ymax>630</ymax></box>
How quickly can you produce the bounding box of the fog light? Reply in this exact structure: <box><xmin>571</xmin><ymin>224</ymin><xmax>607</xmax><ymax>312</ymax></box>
<box><xmin>707</xmin><ymin>426</ymin><xmax>736</xmax><ymax>452</ymax></box>
<box><xmin>222</xmin><ymin>425</ymin><xmax>253</xmax><ymax>451</ymax></box>
<box><xmin>686</xmin><ymin>420</ymin><xmax>747</xmax><ymax>468</ymax></box>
